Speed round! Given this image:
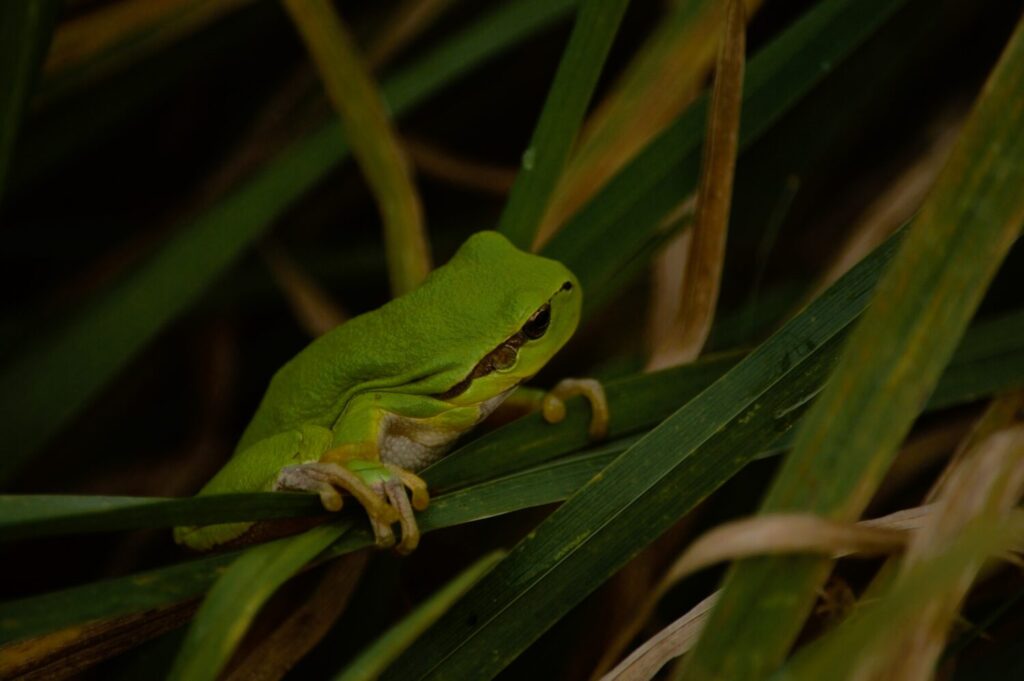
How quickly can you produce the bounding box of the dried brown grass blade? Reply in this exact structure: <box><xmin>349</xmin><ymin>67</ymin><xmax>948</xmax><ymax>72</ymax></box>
<box><xmin>806</xmin><ymin>114</ymin><xmax>962</xmax><ymax>301</ymax></box>
<box><xmin>283</xmin><ymin>0</ymin><xmax>431</xmax><ymax>296</ymax></box>
<box><xmin>261</xmin><ymin>240</ymin><xmax>347</xmax><ymax>338</ymax></box>
<box><xmin>535</xmin><ymin>0</ymin><xmax>761</xmax><ymax>247</ymax></box>
<box><xmin>42</xmin><ymin>0</ymin><xmax>254</xmax><ymax>98</ymax></box>
<box><xmin>0</xmin><ymin>600</ymin><xmax>198</xmax><ymax>680</ymax></box>
<box><xmin>852</xmin><ymin>393</ymin><xmax>1024</xmax><ymax>681</ymax></box>
<box><xmin>869</xmin><ymin>413</ymin><xmax>976</xmax><ymax>511</ymax></box>
<box><xmin>646</xmin><ymin>0</ymin><xmax>745</xmax><ymax>371</ymax></box>
<box><xmin>598</xmin><ymin>593</ymin><xmax>718</xmax><ymax>681</ymax></box>
<box><xmin>593</xmin><ymin>507</ymin><xmax>928</xmax><ymax>679</ymax></box>
<box><xmin>366</xmin><ymin>0</ymin><xmax>455</xmax><ymax>69</ymax></box>
<box><xmin>224</xmin><ymin>552</ymin><xmax>369</xmax><ymax>681</ymax></box>
<box><xmin>927</xmin><ymin>391</ymin><xmax>1024</xmax><ymax>503</ymax></box>
<box><xmin>404</xmin><ymin>136</ymin><xmax>517</xmax><ymax>196</ymax></box>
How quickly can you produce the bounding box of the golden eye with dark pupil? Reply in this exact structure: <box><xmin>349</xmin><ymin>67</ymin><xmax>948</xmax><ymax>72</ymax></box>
<box><xmin>491</xmin><ymin>344</ymin><xmax>518</xmax><ymax>370</ymax></box>
<box><xmin>523</xmin><ymin>304</ymin><xmax>551</xmax><ymax>340</ymax></box>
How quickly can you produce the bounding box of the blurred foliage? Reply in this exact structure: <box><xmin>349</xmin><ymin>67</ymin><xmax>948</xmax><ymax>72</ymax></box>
<box><xmin>1</xmin><ymin>0</ymin><xmax>1023</xmax><ymax>679</ymax></box>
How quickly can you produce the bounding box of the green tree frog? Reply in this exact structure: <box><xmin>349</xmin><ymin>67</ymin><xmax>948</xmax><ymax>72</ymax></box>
<box><xmin>174</xmin><ymin>231</ymin><xmax>607</xmax><ymax>553</ymax></box>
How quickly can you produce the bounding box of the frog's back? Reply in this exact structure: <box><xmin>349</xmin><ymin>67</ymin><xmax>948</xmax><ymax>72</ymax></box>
<box><xmin>235</xmin><ymin>232</ymin><xmax>571</xmax><ymax>452</ymax></box>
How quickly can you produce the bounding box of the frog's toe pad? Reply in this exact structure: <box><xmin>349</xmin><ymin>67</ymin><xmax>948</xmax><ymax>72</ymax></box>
<box><xmin>542</xmin><ymin>378</ymin><xmax>610</xmax><ymax>440</ymax></box>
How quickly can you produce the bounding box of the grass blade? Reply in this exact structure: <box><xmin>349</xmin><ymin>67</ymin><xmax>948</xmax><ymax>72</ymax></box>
<box><xmin>0</xmin><ymin>0</ymin><xmax>578</xmax><ymax>483</ymax></box>
<box><xmin>497</xmin><ymin>0</ymin><xmax>630</xmax><ymax>249</ymax></box>
<box><xmin>537</xmin><ymin>0</ymin><xmax>761</xmax><ymax>247</ymax></box>
<box><xmin>0</xmin><ymin>0</ymin><xmax>60</xmax><ymax>202</ymax></box>
<box><xmin>648</xmin><ymin>0</ymin><xmax>745</xmax><ymax>369</ymax></box>
<box><xmin>543</xmin><ymin>0</ymin><xmax>913</xmax><ymax>317</ymax></box>
<box><xmin>681</xmin><ymin>16</ymin><xmax>1024</xmax><ymax>679</ymax></box>
<box><xmin>771</xmin><ymin>514</ymin><xmax>1024</xmax><ymax>681</ymax></box>
<box><xmin>332</xmin><ymin>550</ymin><xmax>505</xmax><ymax>681</ymax></box>
<box><xmin>0</xmin><ymin>448</ymin><xmax>612</xmax><ymax>645</ymax></box>
<box><xmin>38</xmin><ymin>0</ymin><xmax>254</xmax><ymax>107</ymax></box>
<box><xmin>166</xmin><ymin>522</ymin><xmax>351</xmax><ymax>681</ymax></box>
<box><xmin>224</xmin><ymin>552</ymin><xmax>368</xmax><ymax>681</ymax></box>
<box><xmin>283</xmin><ymin>0</ymin><xmax>430</xmax><ymax>295</ymax></box>
<box><xmin>0</xmin><ymin>493</ymin><xmax>323</xmax><ymax>542</ymax></box>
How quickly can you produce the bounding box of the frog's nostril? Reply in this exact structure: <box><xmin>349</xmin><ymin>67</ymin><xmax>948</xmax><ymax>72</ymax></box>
<box><xmin>561</xmin><ymin>281</ymin><xmax>573</xmax><ymax>291</ymax></box>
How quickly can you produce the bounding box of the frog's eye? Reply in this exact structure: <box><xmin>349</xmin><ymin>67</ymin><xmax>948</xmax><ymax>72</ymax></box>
<box><xmin>523</xmin><ymin>304</ymin><xmax>551</xmax><ymax>340</ymax></box>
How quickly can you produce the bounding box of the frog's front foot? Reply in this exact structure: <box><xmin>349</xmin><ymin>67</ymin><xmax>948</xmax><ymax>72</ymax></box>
<box><xmin>541</xmin><ymin>378</ymin><xmax>610</xmax><ymax>439</ymax></box>
<box><xmin>274</xmin><ymin>459</ymin><xmax>429</xmax><ymax>554</ymax></box>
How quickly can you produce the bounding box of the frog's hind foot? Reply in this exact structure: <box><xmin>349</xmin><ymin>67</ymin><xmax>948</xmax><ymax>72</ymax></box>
<box><xmin>274</xmin><ymin>461</ymin><xmax>429</xmax><ymax>555</ymax></box>
<box><xmin>275</xmin><ymin>462</ymin><xmax>399</xmax><ymax>543</ymax></box>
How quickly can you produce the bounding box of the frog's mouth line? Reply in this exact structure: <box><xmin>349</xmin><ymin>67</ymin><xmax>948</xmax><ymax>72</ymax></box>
<box><xmin>434</xmin><ymin>330</ymin><xmax>527</xmax><ymax>400</ymax></box>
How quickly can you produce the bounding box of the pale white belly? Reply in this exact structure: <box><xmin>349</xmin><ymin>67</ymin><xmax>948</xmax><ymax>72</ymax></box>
<box><xmin>379</xmin><ymin>390</ymin><xmax>513</xmax><ymax>471</ymax></box>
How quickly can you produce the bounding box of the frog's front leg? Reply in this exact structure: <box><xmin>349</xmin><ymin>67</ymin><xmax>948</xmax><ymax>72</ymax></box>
<box><xmin>275</xmin><ymin>392</ymin><xmax>481</xmax><ymax>554</ymax></box>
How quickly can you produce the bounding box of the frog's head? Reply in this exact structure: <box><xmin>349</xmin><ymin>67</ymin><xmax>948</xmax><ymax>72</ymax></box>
<box><xmin>432</xmin><ymin>231</ymin><xmax>581</xmax><ymax>406</ymax></box>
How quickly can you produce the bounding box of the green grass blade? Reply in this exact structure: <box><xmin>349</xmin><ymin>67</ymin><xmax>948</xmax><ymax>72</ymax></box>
<box><xmin>167</xmin><ymin>522</ymin><xmax>350</xmax><ymax>681</ymax></box>
<box><xmin>37</xmin><ymin>0</ymin><xmax>253</xmax><ymax>107</ymax></box>
<box><xmin>0</xmin><ymin>0</ymin><xmax>60</xmax><ymax>202</ymax></box>
<box><xmin>283</xmin><ymin>0</ymin><xmax>430</xmax><ymax>295</ymax></box>
<box><xmin>543</xmin><ymin>0</ymin><xmax>913</xmax><ymax>317</ymax></box>
<box><xmin>0</xmin><ymin>448</ymin><xmax>613</xmax><ymax>645</ymax></box>
<box><xmin>497</xmin><ymin>0</ymin><xmax>630</xmax><ymax>249</ymax></box>
<box><xmin>379</xmin><ymin>233</ymin><xmax>906</xmax><ymax>680</ymax></box>
<box><xmin>681</xmin><ymin>16</ymin><xmax>1024</xmax><ymax>679</ymax></box>
<box><xmin>0</xmin><ymin>0</ymin><xmax>578</xmax><ymax>484</ymax></box>
<box><xmin>332</xmin><ymin>550</ymin><xmax>505</xmax><ymax>681</ymax></box>
<box><xmin>0</xmin><ymin>493</ymin><xmax>323</xmax><ymax>542</ymax></box>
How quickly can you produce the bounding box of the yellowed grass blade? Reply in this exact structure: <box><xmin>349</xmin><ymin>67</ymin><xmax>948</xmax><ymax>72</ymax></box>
<box><xmin>850</xmin><ymin>393</ymin><xmax>1024</xmax><ymax>681</ymax></box>
<box><xmin>598</xmin><ymin>593</ymin><xmax>718</xmax><ymax>681</ymax></box>
<box><xmin>366</xmin><ymin>0</ymin><xmax>455</xmax><ymax>69</ymax></box>
<box><xmin>535</xmin><ymin>0</ymin><xmax>761</xmax><ymax>248</ymax></box>
<box><xmin>283</xmin><ymin>0</ymin><xmax>431</xmax><ymax>296</ymax></box>
<box><xmin>42</xmin><ymin>0</ymin><xmax>253</xmax><ymax>103</ymax></box>
<box><xmin>595</xmin><ymin>505</ymin><xmax>933</xmax><ymax>680</ymax></box>
<box><xmin>404</xmin><ymin>136</ymin><xmax>517</xmax><ymax>196</ymax></box>
<box><xmin>807</xmin><ymin>113</ymin><xmax>962</xmax><ymax>301</ymax></box>
<box><xmin>224</xmin><ymin>553</ymin><xmax>369</xmax><ymax>681</ymax></box>
<box><xmin>647</xmin><ymin>0</ymin><xmax>745</xmax><ymax>370</ymax></box>
<box><xmin>260</xmin><ymin>240</ymin><xmax>347</xmax><ymax>338</ymax></box>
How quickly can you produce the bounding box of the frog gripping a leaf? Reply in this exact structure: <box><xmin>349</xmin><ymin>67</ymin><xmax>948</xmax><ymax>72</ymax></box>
<box><xmin>175</xmin><ymin>232</ymin><xmax>608</xmax><ymax>553</ymax></box>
